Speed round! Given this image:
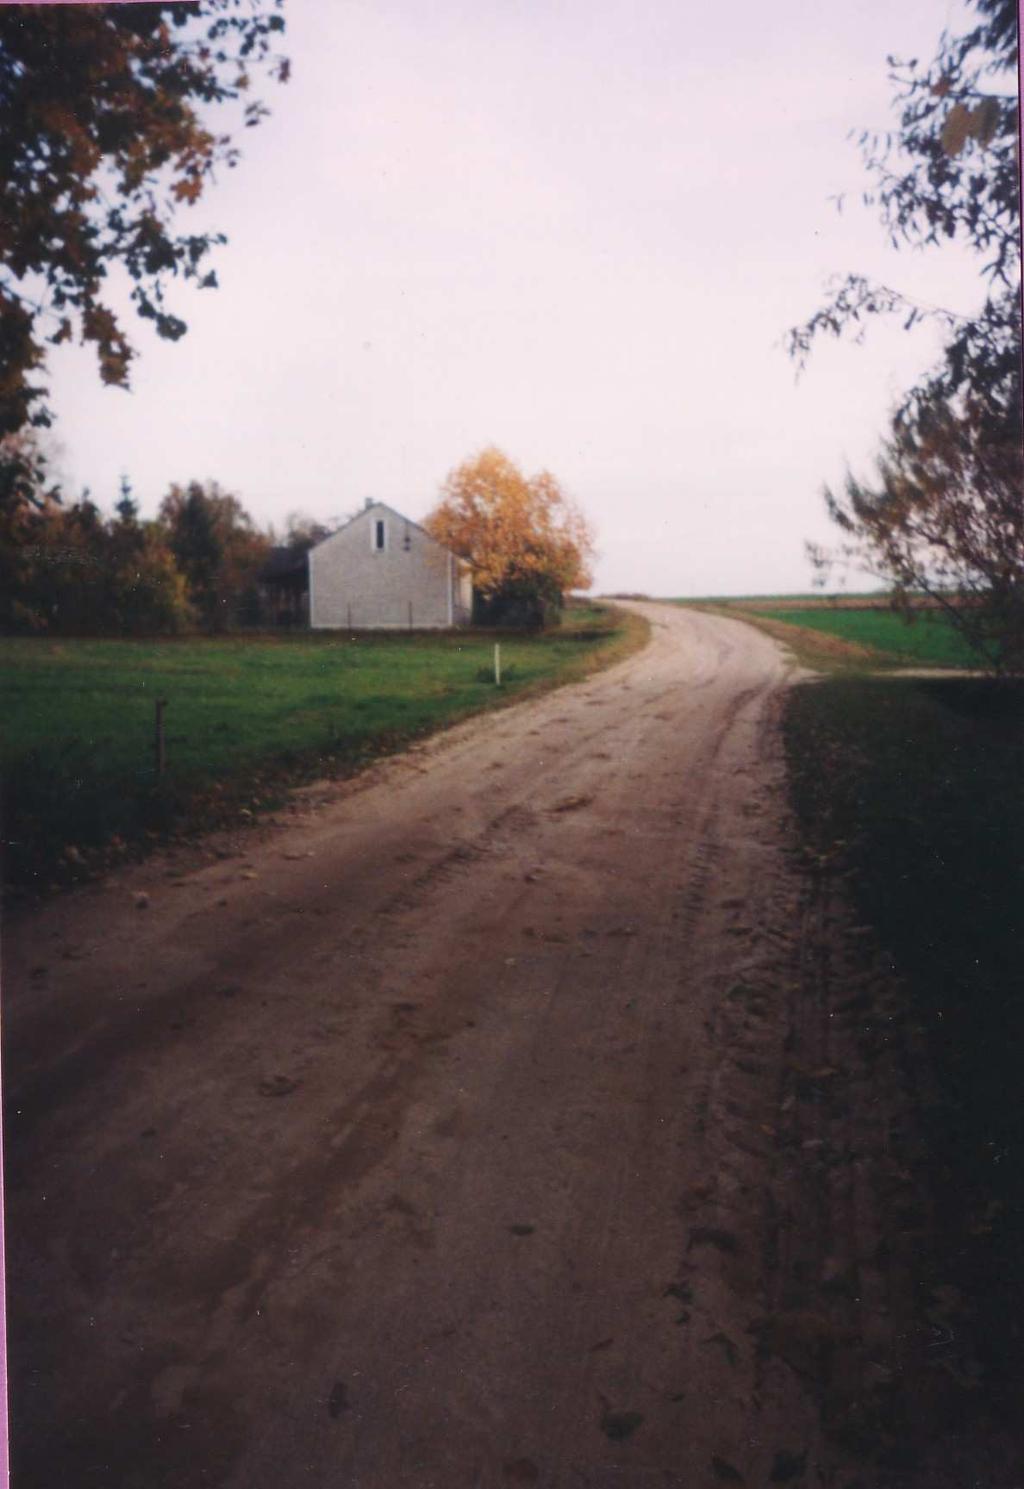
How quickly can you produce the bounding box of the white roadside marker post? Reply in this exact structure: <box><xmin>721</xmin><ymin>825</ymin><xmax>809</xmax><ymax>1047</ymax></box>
<box><xmin>155</xmin><ymin>698</ymin><xmax>167</xmax><ymax>777</ymax></box>
<box><xmin>494</xmin><ymin>643</ymin><xmax>502</xmax><ymax>686</ymax></box>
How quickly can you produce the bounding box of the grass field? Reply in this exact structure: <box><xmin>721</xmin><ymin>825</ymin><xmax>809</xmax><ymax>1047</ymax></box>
<box><xmin>784</xmin><ymin>674</ymin><xmax>1024</xmax><ymax>1410</ymax></box>
<box><xmin>746</xmin><ymin>605</ymin><xmax>982</xmax><ymax>668</ymax></box>
<box><xmin>1</xmin><ymin>604</ymin><xmax>645</xmax><ymax>891</ymax></box>
<box><xmin>674</xmin><ymin>592</ymin><xmax>889</xmax><ymax>609</ymax></box>
<box><xmin>671</xmin><ymin>595</ymin><xmax>983</xmax><ymax>670</ymax></box>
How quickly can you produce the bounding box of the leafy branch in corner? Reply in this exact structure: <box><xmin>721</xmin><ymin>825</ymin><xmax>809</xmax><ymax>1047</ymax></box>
<box><xmin>0</xmin><ymin>1</ymin><xmax>289</xmax><ymax>441</ymax></box>
<box><xmin>789</xmin><ymin>0</ymin><xmax>1022</xmax><ymax>670</ymax></box>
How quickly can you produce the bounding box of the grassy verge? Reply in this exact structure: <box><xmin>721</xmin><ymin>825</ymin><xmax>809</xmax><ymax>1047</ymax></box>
<box><xmin>783</xmin><ymin>675</ymin><xmax>1024</xmax><ymax>1404</ymax></box>
<box><xmin>710</xmin><ymin>609</ymin><xmax>889</xmax><ymax>673</ymax></box>
<box><xmin>1</xmin><ymin>603</ymin><xmax>647</xmax><ymax>894</ymax></box>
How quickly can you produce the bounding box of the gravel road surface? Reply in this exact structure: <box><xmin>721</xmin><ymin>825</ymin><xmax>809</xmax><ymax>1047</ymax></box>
<box><xmin>5</xmin><ymin>603</ymin><xmax>916</xmax><ymax>1487</ymax></box>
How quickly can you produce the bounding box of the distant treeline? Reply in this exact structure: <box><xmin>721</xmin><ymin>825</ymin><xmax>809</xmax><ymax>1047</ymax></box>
<box><xmin>1</xmin><ymin>456</ymin><xmax>327</xmax><ymax>636</ymax></box>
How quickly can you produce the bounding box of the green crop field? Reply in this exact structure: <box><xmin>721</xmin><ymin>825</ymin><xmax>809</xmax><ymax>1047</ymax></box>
<box><xmin>671</xmin><ymin>594</ymin><xmax>983</xmax><ymax>669</ymax></box>
<box><xmin>1</xmin><ymin>604</ymin><xmax>645</xmax><ymax>891</ymax></box>
<box><xmin>747</xmin><ymin>605</ymin><xmax>982</xmax><ymax>667</ymax></box>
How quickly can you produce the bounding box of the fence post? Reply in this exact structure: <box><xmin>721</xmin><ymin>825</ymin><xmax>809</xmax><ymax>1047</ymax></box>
<box><xmin>494</xmin><ymin>643</ymin><xmax>501</xmax><ymax>686</ymax></box>
<box><xmin>155</xmin><ymin>698</ymin><xmax>167</xmax><ymax>777</ymax></box>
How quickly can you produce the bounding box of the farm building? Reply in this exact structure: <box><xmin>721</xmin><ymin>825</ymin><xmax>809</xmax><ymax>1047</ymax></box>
<box><xmin>257</xmin><ymin>545</ymin><xmax>309</xmax><ymax>627</ymax></box>
<box><xmin>308</xmin><ymin>500</ymin><xmax>473</xmax><ymax>630</ymax></box>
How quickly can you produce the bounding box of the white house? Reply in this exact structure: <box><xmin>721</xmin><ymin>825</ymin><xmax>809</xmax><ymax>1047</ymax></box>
<box><xmin>308</xmin><ymin>501</ymin><xmax>472</xmax><ymax>630</ymax></box>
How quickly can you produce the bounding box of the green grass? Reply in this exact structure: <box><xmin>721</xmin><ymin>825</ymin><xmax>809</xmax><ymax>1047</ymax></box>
<box><xmin>671</xmin><ymin>591</ymin><xmax>885</xmax><ymax>606</ymax></box>
<box><xmin>784</xmin><ymin>676</ymin><xmax>1024</xmax><ymax>1404</ymax></box>
<box><xmin>0</xmin><ymin>604</ymin><xmax>646</xmax><ymax>892</ymax></box>
<box><xmin>668</xmin><ymin>595</ymin><xmax>983</xmax><ymax>672</ymax></box>
<box><xmin>748</xmin><ymin>606</ymin><xmax>982</xmax><ymax>668</ymax></box>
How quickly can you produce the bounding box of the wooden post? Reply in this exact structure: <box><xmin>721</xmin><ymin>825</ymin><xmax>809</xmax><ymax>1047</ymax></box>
<box><xmin>155</xmin><ymin>698</ymin><xmax>167</xmax><ymax>777</ymax></box>
<box><xmin>494</xmin><ymin>643</ymin><xmax>501</xmax><ymax>686</ymax></box>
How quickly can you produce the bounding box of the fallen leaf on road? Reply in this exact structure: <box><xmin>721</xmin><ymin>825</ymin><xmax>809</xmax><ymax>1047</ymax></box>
<box><xmin>600</xmin><ymin>1408</ymin><xmax>644</xmax><ymax>1441</ymax></box>
<box><xmin>550</xmin><ymin>794</ymin><xmax>593</xmax><ymax>814</ymax></box>
<box><xmin>664</xmin><ymin>1282</ymin><xmax>694</xmax><ymax>1303</ymax></box>
<box><xmin>770</xmin><ymin>1448</ymin><xmax>807</xmax><ymax>1482</ymax></box>
<box><xmin>686</xmin><ymin>1179</ymin><xmax>716</xmax><ymax>1201</ymax></box>
<box><xmin>703</xmin><ymin>1332</ymin><xmax>739</xmax><ymax>1367</ymax></box>
<box><xmin>712</xmin><ymin>1455</ymin><xmax>745</xmax><ymax>1482</ymax></box>
<box><xmin>688</xmin><ymin>1225</ymin><xmax>739</xmax><ymax>1254</ymax></box>
<box><xmin>258</xmin><ymin>1075</ymin><xmax>299</xmax><ymax>1098</ymax></box>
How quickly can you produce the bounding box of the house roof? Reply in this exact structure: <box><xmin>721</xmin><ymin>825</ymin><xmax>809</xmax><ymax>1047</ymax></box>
<box><xmin>308</xmin><ymin>501</ymin><xmax>471</xmax><ymax>571</ymax></box>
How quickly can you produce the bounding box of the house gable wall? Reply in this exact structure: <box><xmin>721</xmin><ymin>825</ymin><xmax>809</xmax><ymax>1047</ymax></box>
<box><xmin>309</xmin><ymin>504</ymin><xmax>464</xmax><ymax>629</ymax></box>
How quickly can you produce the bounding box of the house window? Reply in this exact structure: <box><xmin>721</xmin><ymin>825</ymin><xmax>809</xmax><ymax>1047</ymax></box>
<box><xmin>374</xmin><ymin>519</ymin><xmax>385</xmax><ymax>552</ymax></box>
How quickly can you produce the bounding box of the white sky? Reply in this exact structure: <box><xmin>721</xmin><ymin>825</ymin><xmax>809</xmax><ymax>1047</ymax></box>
<box><xmin>46</xmin><ymin>0</ymin><xmax>988</xmax><ymax>596</ymax></box>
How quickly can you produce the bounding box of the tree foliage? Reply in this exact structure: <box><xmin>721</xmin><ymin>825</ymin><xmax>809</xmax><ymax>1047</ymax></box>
<box><xmin>787</xmin><ymin>0</ymin><xmax>1020</xmax><ymax>424</ymax></box>
<box><xmin>790</xmin><ymin>0</ymin><xmax>1022</xmax><ymax>669</ymax></box>
<box><xmin>812</xmin><ymin>392</ymin><xmax>1023</xmax><ymax>670</ymax></box>
<box><xmin>426</xmin><ymin>447</ymin><xmax>595</xmax><ymax>627</ymax></box>
<box><xmin>279</xmin><ymin>509</ymin><xmax>333</xmax><ymax>555</ymax></box>
<box><xmin>0</xmin><ymin>450</ymin><xmax>281</xmax><ymax>635</ymax></box>
<box><xmin>0</xmin><ymin>0</ymin><xmax>288</xmax><ymax>440</ymax></box>
<box><xmin>159</xmin><ymin>479</ymin><xmax>270</xmax><ymax>629</ymax></box>
<box><xmin>0</xmin><ymin>451</ymin><xmax>194</xmax><ymax>634</ymax></box>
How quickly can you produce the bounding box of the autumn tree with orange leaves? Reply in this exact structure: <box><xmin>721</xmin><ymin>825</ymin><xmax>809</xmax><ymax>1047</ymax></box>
<box><xmin>426</xmin><ymin>448</ymin><xmax>595</xmax><ymax>627</ymax></box>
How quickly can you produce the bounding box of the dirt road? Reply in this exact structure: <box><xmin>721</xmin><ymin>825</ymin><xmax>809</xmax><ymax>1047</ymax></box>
<box><xmin>5</xmin><ymin>604</ymin><xmax>907</xmax><ymax>1487</ymax></box>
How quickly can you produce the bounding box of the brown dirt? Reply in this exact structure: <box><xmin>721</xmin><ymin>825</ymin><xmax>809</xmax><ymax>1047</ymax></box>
<box><xmin>2</xmin><ymin>603</ymin><xmax>989</xmax><ymax>1487</ymax></box>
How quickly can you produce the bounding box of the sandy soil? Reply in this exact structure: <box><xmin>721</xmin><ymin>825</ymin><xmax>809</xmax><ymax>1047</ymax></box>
<box><xmin>2</xmin><ymin>603</ymin><xmax>976</xmax><ymax>1487</ymax></box>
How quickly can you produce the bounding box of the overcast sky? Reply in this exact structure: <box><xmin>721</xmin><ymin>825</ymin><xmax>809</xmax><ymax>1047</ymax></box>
<box><xmin>47</xmin><ymin>0</ymin><xmax>987</xmax><ymax>596</ymax></box>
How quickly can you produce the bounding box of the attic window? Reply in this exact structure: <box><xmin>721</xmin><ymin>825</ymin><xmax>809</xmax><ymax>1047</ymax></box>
<box><xmin>374</xmin><ymin>519</ymin><xmax>385</xmax><ymax>551</ymax></box>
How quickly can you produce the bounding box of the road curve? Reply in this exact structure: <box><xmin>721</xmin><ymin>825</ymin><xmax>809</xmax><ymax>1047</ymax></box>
<box><xmin>6</xmin><ymin>603</ymin><xmax>834</xmax><ymax>1488</ymax></box>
